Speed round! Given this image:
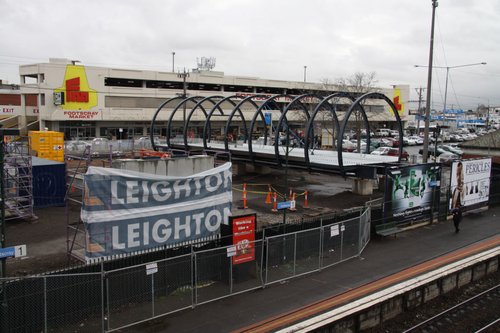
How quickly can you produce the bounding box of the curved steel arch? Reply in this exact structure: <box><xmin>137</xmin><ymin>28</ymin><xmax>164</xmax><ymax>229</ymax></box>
<box><xmin>166</xmin><ymin>96</ymin><xmax>205</xmax><ymax>147</ymax></box>
<box><xmin>247</xmin><ymin>94</ymin><xmax>295</xmax><ymax>162</ymax></box>
<box><xmin>337</xmin><ymin>92</ymin><xmax>403</xmax><ymax>174</ymax></box>
<box><xmin>183</xmin><ymin>95</ymin><xmax>226</xmax><ymax>149</ymax></box>
<box><xmin>223</xmin><ymin>95</ymin><xmax>264</xmax><ymax>151</ymax></box>
<box><xmin>303</xmin><ymin>92</ymin><xmax>372</xmax><ymax>169</ymax></box>
<box><xmin>303</xmin><ymin>93</ymin><xmax>345</xmax><ymax>168</ymax></box>
<box><xmin>150</xmin><ymin>96</ymin><xmax>186</xmax><ymax>151</ymax></box>
<box><xmin>201</xmin><ymin>95</ymin><xmax>241</xmax><ymax>149</ymax></box>
<box><xmin>274</xmin><ymin>93</ymin><xmax>322</xmax><ymax>167</ymax></box>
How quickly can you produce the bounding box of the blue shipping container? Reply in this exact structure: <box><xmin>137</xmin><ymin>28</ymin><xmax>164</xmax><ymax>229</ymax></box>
<box><xmin>31</xmin><ymin>157</ymin><xmax>66</xmax><ymax>208</ymax></box>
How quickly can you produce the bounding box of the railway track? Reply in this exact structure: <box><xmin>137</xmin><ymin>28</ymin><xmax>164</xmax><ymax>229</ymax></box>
<box><xmin>402</xmin><ymin>284</ymin><xmax>500</xmax><ymax>333</ymax></box>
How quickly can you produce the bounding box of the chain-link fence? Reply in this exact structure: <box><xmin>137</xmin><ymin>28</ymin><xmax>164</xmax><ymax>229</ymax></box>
<box><xmin>0</xmin><ymin>208</ymin><xmax>370</xmax><ymax>332</ymax></box>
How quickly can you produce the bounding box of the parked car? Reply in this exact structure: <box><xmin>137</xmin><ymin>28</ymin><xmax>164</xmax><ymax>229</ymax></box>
<box><xmin>408</xmin><ymin>135</ymin><xmax>424</xmax><ymax>145</ymax></box>
<box><xmin>437</xmin><ymin>152</ymin><xmax>459</xmax><ymax>165</ymax></box>
<box><xmin>342</xmin><ymin>139</ymin><xmax>356</xmax><ymax>152</ymax></box>
<box><xmin>370</xmin><ymin>147</ymin><xmax>391</xmax><ymax>155</ymax></box>
<box><xmin>387</xmin><ymin>148</ymin><xmax>409</xmax><ymax>161</ymax></box>
<box><xmin>418</xmin><ymin>146</ymin><xmax>448</xmax><ymax>157</ymax></box>
<box><xmin>439</xmin><ymin>144</ymin><xmax>463</xmax><ymax>156</ymax></box>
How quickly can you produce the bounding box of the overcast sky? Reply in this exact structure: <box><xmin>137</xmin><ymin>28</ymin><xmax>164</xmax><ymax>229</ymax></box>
<box><xmin>1</xmin><ymin>0</ymin><xmax>499</xmax><ymax>110</ymax></box>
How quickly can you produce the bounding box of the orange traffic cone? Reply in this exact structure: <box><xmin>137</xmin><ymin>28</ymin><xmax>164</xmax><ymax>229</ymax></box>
<box><xmin>265</xmin><ymin>185</ymin><xmax>272</xmax><ymax>204</ymax></box>
<box><xmin>272</xmin><ymin>192</ymin><xmax>278</xmax><ymax>212</ymax></box>
<box><xmin>304</xmin><ymin>191</ymin><xmax>309</xmax><ymax>209</ymax></box>
<box><xmin>289</xmin><ymin>188</ymin><xmax>293</xmax><ymax>200</ymax></box>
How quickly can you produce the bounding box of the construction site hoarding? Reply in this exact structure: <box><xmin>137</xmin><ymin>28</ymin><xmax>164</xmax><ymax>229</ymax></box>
<box><xmin>81</xmin><ymin>163</ymin><xmax>232</xmax><ymax>260</ymax></box>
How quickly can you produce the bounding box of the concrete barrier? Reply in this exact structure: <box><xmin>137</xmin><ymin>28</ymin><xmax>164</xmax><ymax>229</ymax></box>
<box><xmin>111</xmin><ymin>155</ymin><xmax>215</xmax><ymax>176</ymax></box>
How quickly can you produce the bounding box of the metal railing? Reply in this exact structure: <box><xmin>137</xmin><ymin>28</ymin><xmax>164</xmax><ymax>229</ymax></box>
<box><xmin>0</xmin><ymin>208</ymin><xmax>371</xmax><ymax>332</ymax></box>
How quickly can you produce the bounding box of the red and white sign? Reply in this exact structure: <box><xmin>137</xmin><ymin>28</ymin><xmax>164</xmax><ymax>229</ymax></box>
<box><xmin>231</xmin><ymin>214</ymin><xmax>256</xmax><ymax>265</ymax></box>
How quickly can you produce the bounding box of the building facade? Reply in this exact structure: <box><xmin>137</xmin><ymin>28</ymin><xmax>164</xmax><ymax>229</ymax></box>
<box><xmin>3</xmin><ymin>58</ymin><xmax>410</xmax><ymax>140</ymax></box>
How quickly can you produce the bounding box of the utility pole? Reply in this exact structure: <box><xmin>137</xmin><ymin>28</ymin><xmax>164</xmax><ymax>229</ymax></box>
<box><xmin>422</xmin><ymin>0</ymin><xmax>438</xmax><ymax>163</ymax></box>
<box><xmin>415</xmin><ymin>87</ymin><xmax>426</xmax><ymax>134</ymax></box>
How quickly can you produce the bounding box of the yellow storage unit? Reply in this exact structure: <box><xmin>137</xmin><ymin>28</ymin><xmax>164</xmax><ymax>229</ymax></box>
<box><xmin>28</xmin><ymin>131</ymin><xmax>65</xmax><ymax>162</ymax></box>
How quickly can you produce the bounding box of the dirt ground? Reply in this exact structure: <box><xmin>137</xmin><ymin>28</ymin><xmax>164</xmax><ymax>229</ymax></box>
<box><xmin>4</xmin><ymin>168</ymin><xmax>382</xmax><ymax>277</ymax></box>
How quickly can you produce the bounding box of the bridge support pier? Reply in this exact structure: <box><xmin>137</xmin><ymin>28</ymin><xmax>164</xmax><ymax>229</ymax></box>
<box><xmin>352</xmin><ymin>178</ymin><xmax>373</xmax><ymax>195</ymax></box>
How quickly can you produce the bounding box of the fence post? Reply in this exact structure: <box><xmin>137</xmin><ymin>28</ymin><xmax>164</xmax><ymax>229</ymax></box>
<box><xmin>340</xmin><ymin>222</ymin><xmax>344</xmax><ymax>261</ymax></box>
<box><xmin>100</xmin><ymin>261</ymin><xmax>106</xmax><ymax>333</ymax></box>
<box><xmin>293</xmin><ymin>233</ymin><xmax>297</xmax><ymax>276</ymax></box>
<box><xmin>319</xmin><ymin>222</ymin><xmax>323</xmax><ymax>271</ymax></box>
<box><xmin>106</xmin><ymin>275</ymin><xmax>110</xmax><ymax>331</ymax></box>
<box><xmin>260</xmin><ymin>230</ymin><xmax>265</xmax><ymax>288</ymax></box>
<box><xmin>191</xmin><ymin>245</ymin><xmax>197</xmax><ymax>308</ymax></box>
<box><xmin>229</xmin><ymin>253</ymin><xmax>233</xmax><ymax>295</ymax></box>
<box><xmin>265</xmin><ymin>238</ymin><xmax>270</xmax><ymax>286</ymax></box>
<box><xmin>358</xmin><ymin>210</ymin><xmax>363</xmax><ymax>255</ymax></box>
<box><xmin>44</xmin><ymin>276</ymin><xmax>47</xmax><ymax>333</ymax></box>
<box><xmin>151</xmin><ymin>273</ymin><xmax>155</xmax><ymax>317</ymax></box>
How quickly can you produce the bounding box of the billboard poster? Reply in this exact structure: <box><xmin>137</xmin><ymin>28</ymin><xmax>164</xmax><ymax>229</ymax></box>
<box><xmin>81</xmin><ymin>163</ymin><xmax>232</xmax><ymax>260</ymax></box>
<box><xmin>231</xmin><ymin>214</ymin><xmax>256</xmax><ymax>265</ymax></box>
<box><xmin>449</xmin><ymin>158</ymin><xmax>491</xmax><ymax>211</ymax></box>
<box><xmin>385</xmin><ymin>164</ymin><xmax>441</xmax><ymax>222</ymax></box>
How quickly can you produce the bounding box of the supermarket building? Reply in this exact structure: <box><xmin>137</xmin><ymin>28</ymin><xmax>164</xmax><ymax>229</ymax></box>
<box><xmin>1</xmin><ymin>58</ymin><xmax>410</xmax><ymax>140</ymax></box>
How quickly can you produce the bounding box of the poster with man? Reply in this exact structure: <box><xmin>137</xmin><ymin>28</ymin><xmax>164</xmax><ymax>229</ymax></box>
<box><xmin>449</xmin><ymin>158</ymin><xmax>491</xmax><ymax>212</ymax></box>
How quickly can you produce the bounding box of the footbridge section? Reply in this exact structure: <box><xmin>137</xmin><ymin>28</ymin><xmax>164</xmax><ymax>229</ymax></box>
<box><xmin>149</xmin><ymin>92</ymin><xmax>405</xmax><ymax>175</ymax></box>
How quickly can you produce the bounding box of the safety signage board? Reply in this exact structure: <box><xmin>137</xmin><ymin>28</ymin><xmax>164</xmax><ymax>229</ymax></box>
<box><xmin>0</xmin><ymin>244</ymin><xmax>27</xmax><ymax>259</ymax></box>
<box><xmin>277</xmin><ymin>200</ymin><xmax>295</xmax><ymax>210</ymax></box>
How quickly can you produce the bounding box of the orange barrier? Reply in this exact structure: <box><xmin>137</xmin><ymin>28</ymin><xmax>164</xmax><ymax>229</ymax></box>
<box><xmin>139</xmin><ymin>149</ymin><xmax>170</xmax><ymax>159</ymax></box>
<box><xmin>265</xmin><ymin>185</ymin><xmax>272</xmax><ymax>204</ymax></box>
<box><xmin>272</xmin><ymin>192</ymin><xmax>278</xmax><ymax>212</ymax></box>
<box><xmin>304</xmin><ymin>191</ymin><xmax>309</xmax><ymax>209</ymax></box>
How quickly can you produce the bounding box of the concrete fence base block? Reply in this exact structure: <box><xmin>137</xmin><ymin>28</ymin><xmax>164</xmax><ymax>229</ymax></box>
<box><xmin>457</xmin><ymin>269</ymin><xmax>472</xmax><ymax>288</ymax></box>
<box><xmin>472</xmin><ymin>263</ymin><xmax>487</xmax><ymax>281</ymax></box>
<box><xmin>423</xmin><ymin>282</ymin><xmax>440</xmax><ymax>302</ymax></box>
<box><xmin>486</xmin><ymin>257</ymin><xmax>498</xmax><ymax>274</ymax></box>
<box><xmin>441</xmin><ymin>274</ymin><xmax>457</xmax><ymax>294</ymax></box>
<box><xmin>358</xmin><ymin>306</ymin><xmax>381</xmax><ymax>331</ymax></box>
<box><xmin>381</xmin><ymin>297</ymin><xmax>403</xmax><ymax>322</ymax></box>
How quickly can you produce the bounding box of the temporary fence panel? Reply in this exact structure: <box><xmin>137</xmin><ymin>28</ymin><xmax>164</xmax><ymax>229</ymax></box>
<box><xmin>106</xmin><ymin>253</ymin><xmax>192</xmax><ymax>331</ymax></box>
<box><xmin>194</xmin><ymin>240</ymin><xmax>264</xmax><ymax>305</ymax></box>
<box><xmin>0</xmin><ymin>273</ymin><xmax>102</xmax><ymax>333</ymax></box>
<box><xmin>293</xmin><ymin>229</ymin><xmax>322</xmax><ymax>276</ymax></box>
<box><xmin>341</xmin><ymin>217</ymin><xmax>361</xmax><ymax>260</ymax></box>
<box><xmin>321</xmin><ymin>222</ymin><xmax>343</xmax><ymax>269</ymax></box>
<box><xmin>265</xmin><ymin>233</ymin><xmax>300</xmax><ymax>285</ymax></box>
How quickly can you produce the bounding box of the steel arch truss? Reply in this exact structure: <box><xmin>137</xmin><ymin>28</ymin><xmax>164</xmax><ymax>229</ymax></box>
<box><xmin>150</xmin><ymin>92</ymin><xmax>404</xmax><ymax>174</ymax></box>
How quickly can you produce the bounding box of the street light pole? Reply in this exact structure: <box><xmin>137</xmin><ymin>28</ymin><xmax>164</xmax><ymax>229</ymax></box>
<box><xmin>416</xmin><ymin>62</ymin><xmax>487</xmax><ymax>120</ymax></box>
<box><xmin>172</xmin><ymin>52</ymin><xmax>175</xmax><ymax>72</ymax></box>
<box><xmin>422</xmin><ymin>0</ymin><xmax>438</xmax><ymax>164</ymax></box>
<box><xmin>303</xmin><ymin>66</ymin><xmax>307</xmax><ymax>82</ymax></box>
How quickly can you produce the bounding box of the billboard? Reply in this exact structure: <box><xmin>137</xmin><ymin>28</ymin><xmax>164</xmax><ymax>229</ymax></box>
<box><xmin>385</xmin><ymin>164</ymin><xmax>441</xmax><ymax>222</ymax></box>
<box><xmin>231</xmin><ymin>214</ymin><xmax>256</xmax><ymax>265</ymax></box>
<box><xmin>449</xmin><ymin>158</ymin><xmax>491</xmax><ymax>211</ymax></box>
<box><xmin>81</xmin><ymin>163</ymin><xmax>232</xmax><ymax>260</ymax></box>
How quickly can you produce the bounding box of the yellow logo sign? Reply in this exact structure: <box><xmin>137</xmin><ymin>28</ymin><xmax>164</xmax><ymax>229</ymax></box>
<box><xmin>55</xmin><ymin>65</ymin><xmax>97</xmax><ymax>110</ymax></box>
<box><xmin>392</xmin><ymin>88</ymin><xmax>405</xmax><ymax>116</ymax></box>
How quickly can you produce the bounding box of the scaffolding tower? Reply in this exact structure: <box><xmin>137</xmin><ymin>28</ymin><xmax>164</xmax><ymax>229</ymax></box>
<box><xmin>2</xmin><ymin>136</ymin><xmax>35</xmax><ymax>222</ymax></box>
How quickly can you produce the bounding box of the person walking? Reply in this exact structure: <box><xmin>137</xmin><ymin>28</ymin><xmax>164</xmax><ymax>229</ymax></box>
<box><xmin>452</xmin><ymin>207</ymin><xmax>462</xmax><ymax>233</ymax></box>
